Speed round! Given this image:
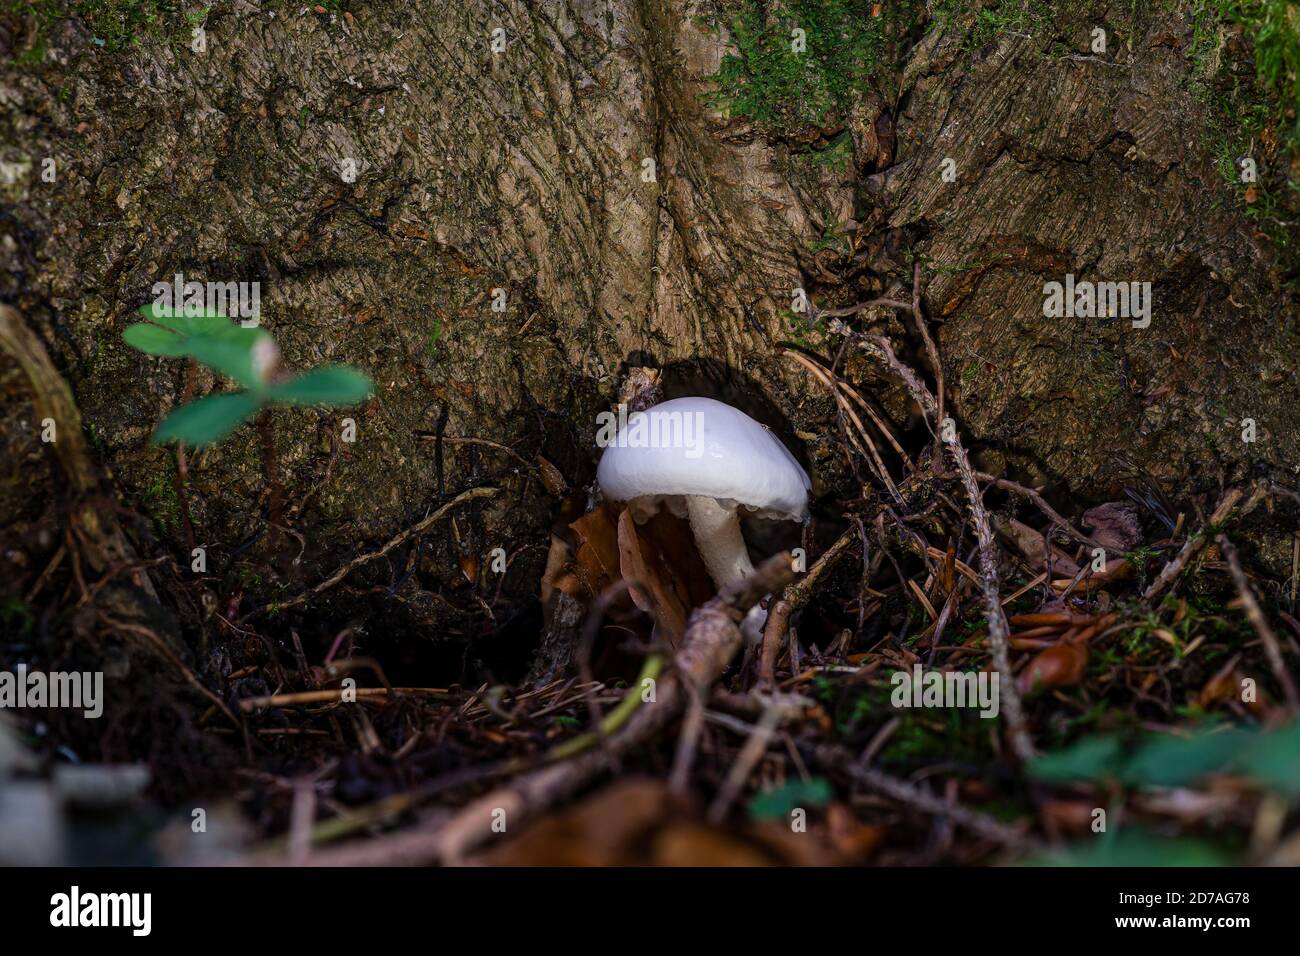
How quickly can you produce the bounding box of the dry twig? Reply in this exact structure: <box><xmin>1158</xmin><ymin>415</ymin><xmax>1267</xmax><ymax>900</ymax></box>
<box><xmin>262</xmin><ymin>485</ymin><xmax>497</xmax><ymax>616</ymax></box>
<box><xmin>1218</xmin><ymin>534</ymin><xmax>1300</xmax><ymax>713</ymax></box>
<box><xmin>294</xmin><ymin>553</ymin><xmax>796</xmax><ymax>865</ymax></box>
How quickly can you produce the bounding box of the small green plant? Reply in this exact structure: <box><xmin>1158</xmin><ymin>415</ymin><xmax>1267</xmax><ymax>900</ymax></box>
<box><xmin>123</xmin><ymin>305</ymin><xmax>373</xmax><ymax>447</ymax></box>
<box><xmin>1030</xmin><ymin>721</ymin><xmax>1300</xmax><ymax>795</ymax></box>
<box><xmin>931</xmin><ymin>0</ymin><xmax>1052</xmax><ymax>52</ymax></box>
<box><xmin>1189</xmin><ymin>0</ymin><xmax>1300</xmax><ymax>275</ymax></box>
<box><xmin>748</xmin><ymin>776</ymin><xmax>833</xmax><ymax>820</ymax></box>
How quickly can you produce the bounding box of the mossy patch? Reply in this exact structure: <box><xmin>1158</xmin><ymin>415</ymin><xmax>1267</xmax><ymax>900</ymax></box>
<box><xmin>700</xmin><ymin>0</ymin><xmax>906</xmax><ymax>133</ymax></box>
<box><xmin>1188</xmin><ymin>0</ymin><xmax>1300</xmax><ymax>278</ymax></box>
<box><xmin>5</xmin><ymin>1</ymin><xmax>208</xmax><ymax>60</ymax></box>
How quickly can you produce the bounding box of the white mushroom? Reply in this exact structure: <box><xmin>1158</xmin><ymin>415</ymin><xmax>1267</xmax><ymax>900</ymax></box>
<box><xmin>596</xmin><ymin>396</ymin><xmax>811</xmax><ymax>636</ymax></box>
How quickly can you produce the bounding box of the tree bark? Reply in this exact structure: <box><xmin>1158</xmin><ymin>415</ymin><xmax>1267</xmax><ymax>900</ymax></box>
<box><xmin>2</xmin><ymin>1</ymin><xmax>1296</xmax><ymax>618</ymax></box>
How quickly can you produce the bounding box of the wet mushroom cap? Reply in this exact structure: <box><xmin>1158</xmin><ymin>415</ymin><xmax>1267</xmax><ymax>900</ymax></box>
<box><xmin>596</xmin><ymin>397</ymin><xmax>811</xmax><ymax>523</ymax></box>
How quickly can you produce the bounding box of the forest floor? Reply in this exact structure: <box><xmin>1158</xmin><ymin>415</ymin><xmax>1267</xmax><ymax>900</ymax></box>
<box><xmin>3</xmin><ymin>267</ymin><xmax>1300</xmax><ymax>868</ymax></box>
<box><xmin>2</xmin><ymin>0</ymin><xmax>1299</xmax><ymax>868</ymax></box>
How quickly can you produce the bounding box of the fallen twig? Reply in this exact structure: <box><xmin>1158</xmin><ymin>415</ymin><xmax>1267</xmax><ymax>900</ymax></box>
<box><xmin>1218</xmin><ymin>534</ymin><xmax>1300</xmax><ymax>713</ymax></box>
<box><xmin>1143</xmin><ymin>486</ymin><xmax>1245</xmax><ymax>604</ymax></box>
<box><xmin>906</xmin><ymin>259</ymin><xmax>945</xmax><ymax>425</ymax></box>
<box><xmin>847</xmin><ymin>296</ymin><xmax>1036</xmax><ymax>761</ymax></box>
<box><xmin>759</xmin><ymin>528</ymin><xmax>858</xmax><ymax>687</ymax></box>
<box><xmin>293</xmin><ymin>553</ymin><xmax>796</xmax><ymax>865</ymax></box>
<box><xmin>258</xmin><ymin>485</ymin><xmax>498</xmax><ymax>616</ymax></box>
<box><xmin>813</xmin><ymin>744</ymin><xmax>1043</xmax><ymax>853</ymax></box>
<box><xmin>951</xmin><ymin>440</ymin><xmax>1036</xmax><ymax>762</ymax></box>
<box><xmin>238</xmin><ymin>687</ymin><xmax>454</xmax><ymax>712</ymax></box>
<box><xmin>976</xmin><ymin>473</ymin><xmax>1101</xmax><ymax>549</ymax></box>
<box><xmin>708</xmin><ymin>702</ymin><xmax>785</xmax><ymax>822</ymax></box>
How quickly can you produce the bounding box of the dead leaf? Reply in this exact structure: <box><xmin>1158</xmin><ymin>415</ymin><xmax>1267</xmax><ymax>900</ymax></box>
<box><xmin>995</xmin><ymin>516</ymin><xmax>1080</xmax><ymax>577</ymax></box>
<box><xmin>1042</xmin><ymin>799</ymin><xmax>1098</xmax><ymax>832</ymax></box>
<box><xmin>471</xmin><ymin>778</ymin><xmax>838</xmax><ymax>866</ymax></box>
<box><xmin>1017</xmin><ymin>642</ymin><xmax>1087</xmax><ymax>695</ymax></box>
<box><xmin>652</xmin><ymin>823</ymin><xmax>774</xmax><ymax>866</ymax></box>
<box><xmin>540</xmin><ymin>533</ymin><xmax>570</xmax><ymax>605</ymax></box>
<box><xmin>617</xmin><ymin>509</ymin><xmax>690</xmax><ymax>643</ymax></box>
<box><xmin>473</xmin><ymin>778</ymin><xmax>668</xmax><ymax>866</ymax></box>
<box><xmin>825</xmin><ymin>802</ymin><xmax>884</xmax><ymax>860</ymax></box>
<box><xmin>1082</xmin><ymin>501</ymin><xmax>1141</xmax><ymax>552</ymax></box>
<box><xmin>535</xmin><ymin>456</ymin><xmax>568</xmax><ymax>497</ymax></box>
<box><xmin>560</xmin><ymin>505</ymin><xmax>621</xmax><ymax>598</ymax></box>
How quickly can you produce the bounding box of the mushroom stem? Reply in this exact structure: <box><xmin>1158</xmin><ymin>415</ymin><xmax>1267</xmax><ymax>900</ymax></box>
<box><xmin>685</xmin><ymin>495</ymin><xmax>754</xmax><ymax>589</ymax></box>
<box><xmin>685</xmin><ymin>496</ymin><xmax>769</xmax><ymax>645</ymax></box>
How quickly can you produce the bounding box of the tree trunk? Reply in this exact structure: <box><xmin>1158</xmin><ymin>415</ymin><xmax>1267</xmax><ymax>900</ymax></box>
<box><xmin>2</xmin><ymin>1</ymin><xmax>1296</xmax><ymax>627</ymax></box>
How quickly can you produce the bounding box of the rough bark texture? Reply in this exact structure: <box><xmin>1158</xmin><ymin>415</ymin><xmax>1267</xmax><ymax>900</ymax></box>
<box><xmin>2</xmin><ymin>1</ymin><xmax>1297</xmax><ymax>628</ymax></box>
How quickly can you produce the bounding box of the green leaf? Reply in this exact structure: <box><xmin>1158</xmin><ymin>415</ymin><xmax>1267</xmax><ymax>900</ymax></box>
<box><xmin>1236</xmin><ymin>723</ymin><xmax>1300</xmax><ymax>796</ymax></box>
<box><xmin>1027</xmin><ymin>829</ymin><xmax>1229</xmax><ymax>867</ymax></box>
<box><xmin>747</xmin><ymin>777</ymin><xmax>833</xmax><ymax>821</ymax></box>
<box><xmin>269</xmin><ymin>366</ymin><xmax>374</xmax><ymax>406</ymax></box>
<box><xmin>1120</xmin><ymin>728</ymin><xmax>1247</xmax><ymax>789</ymax></box>
<box><xmin>1029</xmin><ymin>734</ymin><xmax>1124</xmax><ymax>784</ymax></box>
<box><xmin>130</xmin><ymin>306</ymin><xmax>271</xmax><ymax>387</ymax></box>
<box><xmin>184</xmin><ymin>328</ymin><xmax>272</xmax><ymax>389</ymax></box>
<box><xmin>122</xmin><ymin>322</ymin><xmax>189</xmax><ymax>357</ymax></box>
<box><xmin>137</xmin><ymin>303</ymin><xmax>235</xmax><ymax>337</ymax></box>
<box><xmin>152</xmin><ymin>392</ymin><xmax>262</xmax><ymax>447</ymax></box>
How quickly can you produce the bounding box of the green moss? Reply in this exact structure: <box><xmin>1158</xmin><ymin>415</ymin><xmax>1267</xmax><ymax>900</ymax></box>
<box><xmin>931</xmin><ymin>0</ymin><xmax>1053</xmax><ymax>51</ymax></box>
<box><xmin>795</xmin><ymin>129</ymin><xmax>857</xmax><ymax>169</ymax></box>
<box><xmin>5</xmin><ymin>1</ymin><xmax>208</xmax><ymax>58</ymax></box>
<box><xmin>1188</xmin><ymin>0</ymin><xmax>1300</xmax><ymax>275</ymax></box>
<box><xmin>0</xmin><ymin>598</ymin><xmax>36</xmax><ymax>638</ymax></box>
<box><xmin>880</xmin><ymin>705</ymin><xmax>993</xmax><ymax>763</ymax></box>
<box><xmin>702</xmin><ymin>0</ymin><xmax>897</xmax><ymax>132</ymax></box>
<box><xmin>140</xmin><ymin>467</ymin><xmax>180</xmax><ymax>538</ymax></box>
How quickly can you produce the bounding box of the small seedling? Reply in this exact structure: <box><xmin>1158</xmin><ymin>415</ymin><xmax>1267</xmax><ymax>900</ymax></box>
<box><xmin>123</xmin><ymin>304</ymin><xmax>373</xmax><ymax>447</ymax></box>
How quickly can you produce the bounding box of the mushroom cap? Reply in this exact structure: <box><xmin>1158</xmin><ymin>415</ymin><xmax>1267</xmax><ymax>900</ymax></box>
<box><xmin>596</xmin><ymin>397</ymin><xmax>811</xmax><ymax>522</ymax></box>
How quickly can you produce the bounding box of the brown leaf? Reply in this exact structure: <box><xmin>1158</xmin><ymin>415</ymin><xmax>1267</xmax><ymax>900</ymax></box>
<box><xmin>472</xmin><ymin>778</ymin><xmax>668</xmax><ymax>866</ymax></box>
<box><xmin>1042</xmin><ymin>799</ymin><xmax>1098</xmax><ymax>832</ymax></box>
<box><xmin>561</xmin><ymin>504</ymin><xmax>621</xmax><ymax>597</ymax></box>
<box><xmin>535</xmin><ymin>455</ymin><xmax>568</xmax><ymax>497</ymax></box>
<box><xmin>617</xmin><ymin>509</ymin><xmax>690</xmax><ymax>643</ymax></box>
<box><xmin>1017</xmin><ymin>642</ymin><xmax>1087</xmax><ymax>695</ymax></box>
<box><xmin>540</xmin><ymin>533</ymin><xmax>570</xmax><ymax>605</ymax></box>
<box><xmin>472</xmin><ymin>778</ymin><xmax>828</xmax><ymax>866</ymax></box>
<box><xmin>1082</xmin><ymin>502</ymin><xmax>1141</xmax><ymax>552</ymax></box>
<box><xmin>651</xmin><ymin>823</ymin><xmax>775</xmax><ymax>866</ymax></box>
<box><xmin>825</xmin><ymin>802</ymin><xmax>884</xmax><ymax>860</ymax></box>
<box><xmin>995</xmin><ymin>516</ymin><xmax>1080</xmax><ymax>577</ymax></box>
<box><xmin>634</xmin><ymin>509</ymin><xmax>716</xmax><ymax>610</ymax></box>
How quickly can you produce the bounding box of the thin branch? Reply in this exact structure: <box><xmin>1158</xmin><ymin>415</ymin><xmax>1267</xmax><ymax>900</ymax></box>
<box><xmin>849</xmin><ymin>302</ymin><xmax>1036</xmax><ymax>761</ymax></box>
<box><xmin>1142</xmin><ymin>486</ymin><xmax>1245</xmax><ymax>604</ymax></box>
<box><xmin>1219</xmin><ymin>534</ymin><xmax>1300</xmax><ymax>713</ymax></box>
<box><xmin>260</xmin><ymin>486</ymin><xmax>498</xmax><ymax>616</ymax></box>
<box><xmin>293</xmin><ymin>553</ymin><xmax>797</xmax><ymax>866</ymax></box>
<box><xmin>976</xmin><ymin>473</ymin><xmax>1102</xmax><ymax>549</ymax></box>
<box><xmin>814</xmin><ymin>744</ymin><xmax>1043</xmax><ymax>853</ymax></box>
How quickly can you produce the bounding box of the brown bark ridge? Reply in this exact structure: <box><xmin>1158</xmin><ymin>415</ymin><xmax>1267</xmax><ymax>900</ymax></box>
<box><xmin>1</xmin><ymin>3</ymin><xmax>1296</xmax><ymax>616</ymax></box>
